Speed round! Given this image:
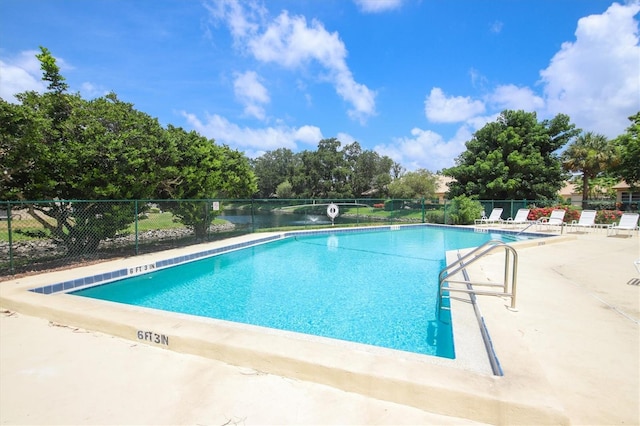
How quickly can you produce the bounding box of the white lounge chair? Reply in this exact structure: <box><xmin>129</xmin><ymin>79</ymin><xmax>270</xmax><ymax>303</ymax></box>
<box><xmin>569</xmin><ymin>210</ymin><xmax>597</xmax><ymax>233</ymax></box>
<box><xmin>607</xmin><ymin>212</ymin><xmax>639</xmax><ymax>237</ymax></box>
<box><xmin>537</xmin><ymin>209</ymin><xmax>566</xmax><ymax>231</ymax></box>
<box><xmin>503</xmin><ymin>208</ymin><xmax>531</xmax><ymax>227</ymax></box>
<box><xmin>474</xmin><ymin>208</ymin><xmax>503</xmax><ymax>226</ymax></box>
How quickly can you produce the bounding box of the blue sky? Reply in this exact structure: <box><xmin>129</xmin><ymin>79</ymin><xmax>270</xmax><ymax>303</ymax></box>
<box><xmin>1</xmin><ymin>0</ymin><xmax>639</xmax><ymax>172</ymax></box>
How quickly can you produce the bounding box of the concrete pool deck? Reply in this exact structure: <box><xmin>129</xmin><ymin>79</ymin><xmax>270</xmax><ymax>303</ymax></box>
<box><xmin>1</xmin><ymin>226</ymin><xmax>639</xmax><ymax>424</ymax></box>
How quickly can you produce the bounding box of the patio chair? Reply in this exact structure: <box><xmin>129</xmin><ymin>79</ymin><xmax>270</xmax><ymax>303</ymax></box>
<box><xmin>502</xmin><ymin>208</ymin><xmax>531</xmax><ymax>227</ymax></box>
<box><xmin>607</xmin><ymin>212</ymin><xmax>639</xmax><ymax>237</ymax></box>
<box><xmin>474</xmin><ymin>208</ymin><xmax>503</xmax><ymax>226</ymax></box>
<box><xmin>569</xmin><ymin>210</ymin><xmax>597</xmax><ymax>233</ymax></box>
<box><xmin>537</xmin><ymin>209</ymin><xmax>566</xmax><ymax>231</ymax></box>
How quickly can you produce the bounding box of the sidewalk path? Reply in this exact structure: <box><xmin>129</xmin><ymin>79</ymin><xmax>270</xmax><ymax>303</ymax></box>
<box><xmin>465</xmin><ymin>230</ymin><xmax>639</xmax><ymax>425</ymax></box>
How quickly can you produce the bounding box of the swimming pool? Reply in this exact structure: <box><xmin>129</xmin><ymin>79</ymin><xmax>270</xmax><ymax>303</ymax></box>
<box><xmin>70</xmin><ymin>225</ymin><xmax>539</xmax><ymax>359</ymax></box>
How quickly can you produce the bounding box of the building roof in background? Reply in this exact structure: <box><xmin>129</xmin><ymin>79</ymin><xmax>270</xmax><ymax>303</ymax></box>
<box><xmin>559</xmin><ymin>182</ymin><xmax>580</xmax><ymax>196</ymax></box>
<box><xmin>611</xmin><ymin>181</ymin><xmax>636</xmax><ymax>190</ymax></box>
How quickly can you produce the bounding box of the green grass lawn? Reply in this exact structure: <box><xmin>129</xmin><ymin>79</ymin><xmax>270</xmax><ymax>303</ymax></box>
<box><xmin>0</xmin><ymin>212</ymin><xmax>231</xmax><ymax>242</ymax></box>
<box><xmin>131</xmin><ymin>212</ymin><xmax>185</xmax><ymax>232</ymax></box>
<box><xmin>0</xmin><ymin>217</ymin><xmax>50</xmax><ymax>242</ymax></box>
<box><xmin>340</xmin><ymin>206</ymin><xmax>424</xmax><ymax>220</ymax></box>
<box><xmin>130</xmin><ymin>212</ymin><xmax>228</xmax><ymax>232</ymax></box>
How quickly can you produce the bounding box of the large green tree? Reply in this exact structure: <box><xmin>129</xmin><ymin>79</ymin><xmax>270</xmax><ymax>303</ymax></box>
<box><xmin>12</xmin><ymin>90</ymin><xmax>172</xmax><ymax>252</ymax></box>
<box><xmin>250</xmin><ymin>148</ymin><xmax>299</xmax><ymax>198</ymax></box>
<box><xmin>158</xmin><ymin>126</ymin><xmax>257</xmax><ymax>239</ymax></box>
<box><xmin>303</xmin><ymin>138</ymin><xmax>351</xmax><ymax>198</ymax></box>
<box><xmin>0</xmin><ymin>97</ymin><xmax>46</xmax><ymax>199</ymax></box>
<box><xmin>387</xmin><ymin>169</ymin><xmax>437</xmax><ymax>199</ymax></box>
<box><xmin>343</xmin><ymin>142</ymin><xmax>394</xmax><ymax>197</ymax></box>
<box><xmin>445</xmin><ymin>110</ymin><xmax>579</xmax><ymax>200</ymax></box>
<box><xmin>1</xmin><ymin>48</ymin><xmax>78</xmax><ymax>200</ymax></box>
<box><xmin>561</xmin><ymin>132</ymin><xmax>617</xmax><ymax>202</ymax></box>
<box><xmin>613</xmin><ymin>112</ymin><xmax>640</xmax><ymax>186</ymax></box>
<box><xmin>1</xmin><ymin>47</ymin><xmax>257</xmax><ymax>250</ymax></box>
<box><xmin>251</xmin><ymin>140</ymin><xmax>394</xmax><ymax>199</ymax></box>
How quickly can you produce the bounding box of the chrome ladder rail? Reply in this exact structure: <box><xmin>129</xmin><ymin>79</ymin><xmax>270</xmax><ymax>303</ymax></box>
<box><xmin>437</xmin><ymin>240</ymin><xmax>518</xmax><ymax>316</ymax></box>
<box><xmin>516</xmin><ymin>221</ymin><xmax>536</xmax><ymax>235</ymax></box>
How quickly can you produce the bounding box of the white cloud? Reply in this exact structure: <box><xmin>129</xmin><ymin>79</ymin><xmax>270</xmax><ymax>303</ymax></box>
<box><xmin>233</xmin><ymin>70</ymin><xmax>270</xmax><ymax>120</ymax></box>
<box><xmin>208</xmin><ymin>2</ymin><xmax>376</xmax><ymax>123</ymax></box>
<box><xmin>1</xmin><ymin>49</ymin><xmax>112</xmax><ymax>103</ymax></box>
<box><xmin>336</xmin><ymin>132</ymin><xmax>356</xmax><ymax>144</ymax></box>
<box><xmin>425</xmin><ymin>87</ymin><xmax>486</xmax><ymax>123</ymax></box>
<box><xmin>353</xmin><ymin>0</ymin><xmax>403</xmax><ymax>13</ymax></box>
<box><xmin>80</xmin><ymin>82</ymin><xmax>109</xmax><ymax>99</ymax></box>
<box><xmin>465</xmin><ymin>113</ymin><xmax>500</xmax><ymax>133</ymax></box>
<box><xmin>181</xmin><ymin>111</ymin><xmax>321</xmax><ymax>156</ymax></box>
<box><xmin>0</xmin><ymin>50</ymin><xmax>45</xmax><ymax>102</ymax></box>
<box><xmin>294</xmin><ymin>125</ymin><xmax>324</xmax><ymax>144</ymax></box>
<box><xmin>488</xmin><ymin>84</ymin><xmax>545</xmax><ymax>111</ymax></box>
<box><xmin>0</xmin><ymin>49</ymin><xmax>78</xmax><ymax>103</ymax></box>
<box><xmin>415</xmin><ymin>0</ymin><xmax>640</xmax><ymax>172</ymax></box>
<box><xmin>540</xmin><ymin>2</ymin><xmax>640</xmax><ymax>138</ymax></box>
<box><xmin>490</xmin><ymin>20</ymin><xmax>504</xmax><ymax>34</ymax></box>
<box><xmin>204</xmin><ymin>0</ymin><xmax>265</xmax><ymax>41</ymax></box>
<box><xmin>375</xmin><ymin>126</ymin><xmax>470</xmax><ymax>172</ymax></box>
<box><xmin>468</xmin><ymin>68</ymin><xmax>488</xmax><ymax>90</ymax></box>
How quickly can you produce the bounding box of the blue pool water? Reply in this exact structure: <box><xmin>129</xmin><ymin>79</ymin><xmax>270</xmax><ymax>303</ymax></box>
<box><xmin>72</xmin><ymin>226</ymin><xmax>536</xmax><ymax>359</ymax></box>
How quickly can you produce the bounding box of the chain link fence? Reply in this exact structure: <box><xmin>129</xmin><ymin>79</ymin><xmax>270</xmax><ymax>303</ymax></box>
<box><xmin>1</xmin><ymin>198</ymin><xmax>434</xmax><ymax>276</ymax></box>
<box><xmin>3</xmin><ymin>197</ymin><xmax>634</xmax><ymax>277</ymax></box>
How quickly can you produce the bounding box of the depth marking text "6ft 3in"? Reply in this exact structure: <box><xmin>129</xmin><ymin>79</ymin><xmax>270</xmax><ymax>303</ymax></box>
<box><xmin>137</xmin><ymin>330</ymin><xmax>169</xmax><ymax>346</ymax></box>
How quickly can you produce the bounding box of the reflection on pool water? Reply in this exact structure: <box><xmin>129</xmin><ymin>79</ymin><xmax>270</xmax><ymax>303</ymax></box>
<box><xmin>72</xmin><ymin>225</ymin><xmax>542</xmax><ymax>359</ymax></box>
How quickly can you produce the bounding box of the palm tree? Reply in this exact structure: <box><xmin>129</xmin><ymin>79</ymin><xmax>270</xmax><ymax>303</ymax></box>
<box><xmin>561</xmin><ymin>132</ymin><xmax>617</xmax><ymax>205</ymax></box>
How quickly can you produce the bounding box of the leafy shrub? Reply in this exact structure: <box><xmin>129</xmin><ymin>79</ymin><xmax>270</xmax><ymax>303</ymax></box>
<box><xmin>596</xmin><ymin>210</ymin><xmax>623</xmax><ymax>224</ymax></box>
<box><xmin>584</xmin><ymin>200</ymin><xmax>617</xmax><ymax>210</ymax></box>
<box><xmin>275</xmin><ymin>180</ymin><xmax>294</xmax><ymax>198</ymax></box>
<box><xmin>447</xmin><ymin>195</ymin><xmax>483</xmax><ymax>225</ymax></box>
<box><xmin>425</xmin><ymin>210</ymin><xmax>444</xmax><ymax>224</ymax></box>
<box><xmin>528</xmin><ymin>206</ymin><xmax>580</xmax><ymax>223</ymax></box>
<box><xmin>384</xmin><ymin>199</ymin><xmax>404</xmax><ymax>211</ymax></box>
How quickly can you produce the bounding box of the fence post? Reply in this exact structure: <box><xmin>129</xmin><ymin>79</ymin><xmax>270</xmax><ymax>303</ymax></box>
<box><xmin>251</xmin><ymin>199</ymin><xmax>255</xmax><ymax>233</ymax></box>
<box><xmin>205</xmin><ymin>200</ymin><xmax>210</xmax><ymax>240</ymax></box>
<box><xmin>134</xmin><ymin>200</ymin><xmax>139</xmax><ymax>256</ymax></box>
<box><xmin>421</xmin><ymin>198</ymin><xmax>425</xmax><ymax>223</ymax></box>
<box><xmin>6</xmin><ymin>201</ymin><xmax>14</xmax><ymax>274</ymax></box>
<box><xmin>391</xmin><ymin>199</ymin><xmax>395</xmax><ymax>224</ymax></box>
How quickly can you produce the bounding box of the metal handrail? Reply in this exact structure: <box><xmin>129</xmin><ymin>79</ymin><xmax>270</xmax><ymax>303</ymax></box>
<box><xmin>437</xmin><ymin>239</ymin><xmax>518</xmax><ymax>313</ymax></box>
<box><xmin>516</xmin><ymin>221</ymin><xmax>535</xmax><ymax>235</ymax></box>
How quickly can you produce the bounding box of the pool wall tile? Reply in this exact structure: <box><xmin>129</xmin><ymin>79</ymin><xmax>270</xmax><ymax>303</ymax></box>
<box><xmin>29</xmin><ymin>235</ymin><xmax>283</xmax><ymax>294</ymax></box>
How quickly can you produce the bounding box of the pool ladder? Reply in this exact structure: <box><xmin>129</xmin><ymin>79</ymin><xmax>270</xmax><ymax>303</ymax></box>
<box><xmin>437</xmin><ymin>240</ymin><xmax>518</xmax><ymax>315</ymax></box>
